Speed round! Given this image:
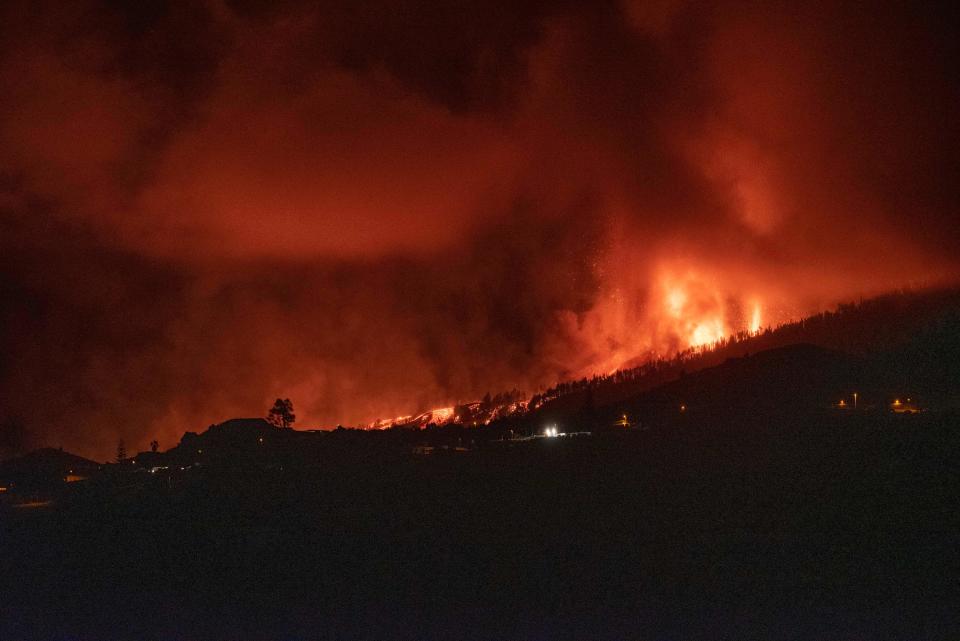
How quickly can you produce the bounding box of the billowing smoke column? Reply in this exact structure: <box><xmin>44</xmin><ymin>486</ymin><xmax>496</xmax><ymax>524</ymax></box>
<box><xmin>1</xmin><ymin>0</ymin><xmax>957</xmax><ymax>458</ymax></box>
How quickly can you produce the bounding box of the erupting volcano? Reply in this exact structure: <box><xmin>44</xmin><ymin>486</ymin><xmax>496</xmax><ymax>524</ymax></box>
<box><xmin>1</xmin><ymin>0</ymin><xmax>958</xmax><ymax>459</ymax></box>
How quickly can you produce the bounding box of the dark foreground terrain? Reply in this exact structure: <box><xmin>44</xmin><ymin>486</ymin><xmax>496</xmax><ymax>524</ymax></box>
<box><xmin>2</xmin><ymin>407</ymin><xmax>958</xmax><ymax>640</ymax></box>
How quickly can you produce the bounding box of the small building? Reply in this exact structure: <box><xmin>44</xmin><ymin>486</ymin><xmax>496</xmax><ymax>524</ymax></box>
<box><xmin>890</xmin><ymin>398</ymin><xmax>921</xmax><ymax>414</ymax></box>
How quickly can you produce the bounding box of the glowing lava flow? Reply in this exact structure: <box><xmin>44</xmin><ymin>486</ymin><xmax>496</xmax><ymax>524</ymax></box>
<box><xmin>660</xmin><ymin>275</ymin><xmax>728</xmax><ymax>348</ymax></box>
<box><xmin>689</xmin><ymin>317</ymin><xmax>726</xmax><ymax>347</ymax></box>
<box><xmin>749</xmin><ymin>301</ymin><xmax>763</xmax><ymax>334</ymax></box>
<box><xmin>368</xmin><ymin>406</ymin><xmax>455</xmax><ymax>429</ymax></box>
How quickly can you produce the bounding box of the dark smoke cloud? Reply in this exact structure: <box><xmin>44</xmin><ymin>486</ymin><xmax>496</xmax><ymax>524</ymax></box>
<box><xmin>1</xmin><ymin>0</ymin><xmax>958</xmax><ymax>458</ymax></box>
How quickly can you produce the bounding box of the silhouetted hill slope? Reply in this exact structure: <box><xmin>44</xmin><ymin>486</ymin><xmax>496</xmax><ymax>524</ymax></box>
<box><xmin>523</xmin><ymin>343</ymin><xmax>857</xmax><ymax>433</ymax></box>
<box><xmin>161</xmin><ymin>418</ymin><xmax>294</xmax><ymax>468</ymax></box>
<box><xmin>865</xmin><ymin>306</ymin><xmax>960</xmax><ymax>407</ymax></box>
<box><xmin>0</xmin><ymin>447</ymin><xmax>101</xmax><ymax>496</ymax></box>
<box><xmin>625</xmin><ymin>344</ymin><xmax>860</xmax><ymax>422</ymax></box>
<box><xmin>0</xmin><ymin>447</ymin><xmax>99</xmax><ymax>479</ymax></box>
<box><xmin>528</xmin><ymin>287</ymin><xmax>960</xmax><ymax>425</ymax></box>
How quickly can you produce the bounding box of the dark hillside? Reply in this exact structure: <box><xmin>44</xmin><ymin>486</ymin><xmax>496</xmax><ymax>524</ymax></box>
<box><xmin>610</xmin><ymin>344</ymin><xmax>863</xmax><ymax>429</ymax></box>
<box><xmin>529</xmin><ymin>288</ymin><xmax>960</xmax><ymax>425</ymax></box>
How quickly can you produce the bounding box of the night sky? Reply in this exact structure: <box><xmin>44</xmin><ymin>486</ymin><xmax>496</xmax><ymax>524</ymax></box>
<box><xmin>1</xmin><ymin>0</ymin><xmax>958</xmax><ymax>459</ymax></box>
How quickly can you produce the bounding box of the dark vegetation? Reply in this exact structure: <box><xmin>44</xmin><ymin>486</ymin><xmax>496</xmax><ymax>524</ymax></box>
<box><xmin>1</xmin><ymin>288</ymin><xmax>959</xmax><ymax>640</ymax></box>
<box><xmin>267</xmin><ymin>398</ymin><xmax>296</xmax><ymax>429</ymax></box>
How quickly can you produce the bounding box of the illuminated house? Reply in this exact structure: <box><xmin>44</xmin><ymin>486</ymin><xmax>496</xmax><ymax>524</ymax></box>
<box><xmin>890</xmin><ymin>398</ymin><xmax>921</xmax><ymax>414</ymax></box>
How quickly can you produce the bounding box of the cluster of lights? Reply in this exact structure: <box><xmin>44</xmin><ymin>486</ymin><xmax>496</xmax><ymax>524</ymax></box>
<box><xmin>544</xmin><ymin>425</ymin><xmax>559</xmax><ymax>438</ymax></box>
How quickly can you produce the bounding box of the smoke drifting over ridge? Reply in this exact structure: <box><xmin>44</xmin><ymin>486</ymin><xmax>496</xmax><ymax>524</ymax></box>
<box><xmin>1</xmin><ymin>0</ymin><xmax>958</xmax><ymax>458</ymax></box>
